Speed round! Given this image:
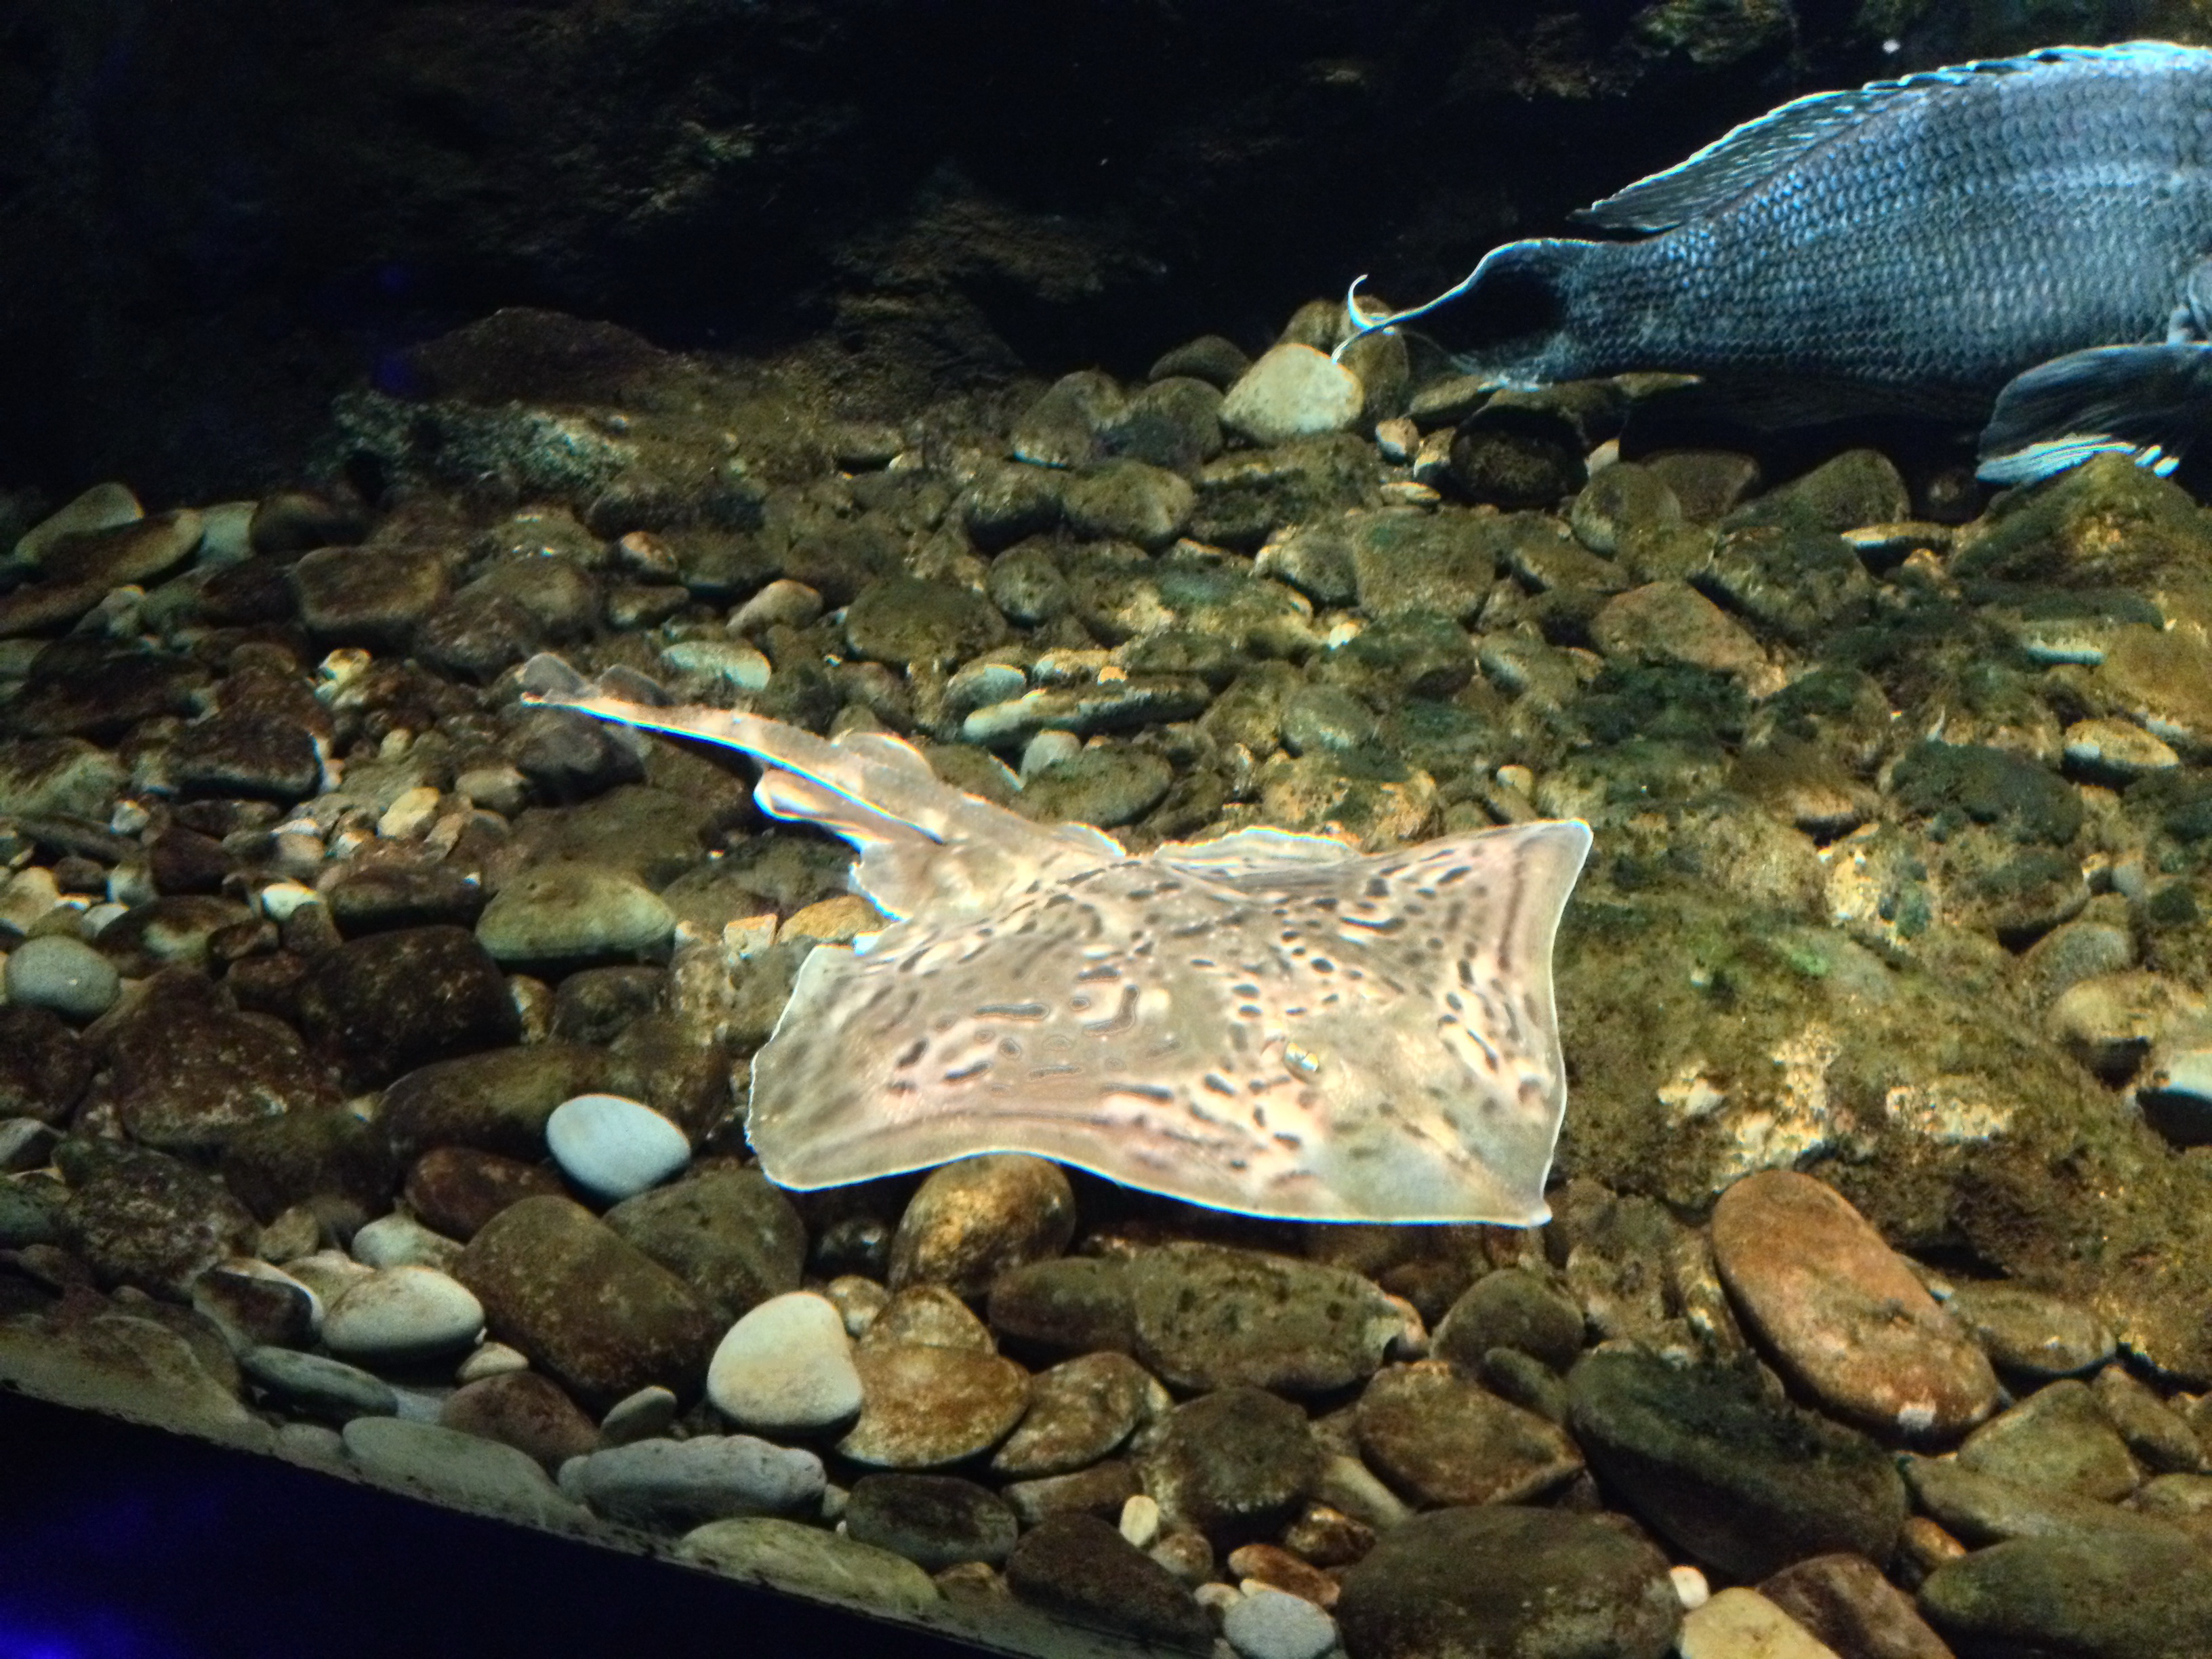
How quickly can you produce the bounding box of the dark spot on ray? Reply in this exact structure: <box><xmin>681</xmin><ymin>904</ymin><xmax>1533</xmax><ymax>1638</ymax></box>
<box><xmin>1231</xmin><ymin>983</ymin><xmax>1259</xmax><ymax>998</ymax></box>
<box><xmin>1273</xmin><ymin>1132</ymin><xmax>1303</xmax><ymax>1149</ymax></box>
<box><xmin>1311</xmin><ymin>958</ymin><xmax>1334</xmax><ymax>973</ymax></box>
<box><xmin>1237</xmin><ymin>1004</ymin><xmax>1261</xmax><ymax>1019</ymax></box>
<box><xmin>1252</xmin><ymin>1105</ymin><xmax>1269</xmax><ymax>1128</ymax></box>
<box><xmin>1029</xmin><ymin>1063</ymin><xmax>1081</xmax><ymax>1078</ymax></box>
<box><xmin>977</xmin><ymin>1002</ymin><xmax>1048</xmax><ymax>1020</ymax></box>
<box><xmin>1204</xmin><ymin>1073</ymin><xmax>1236</xmax><ymax>1096</ymax></box>
<box><xmin>944</xmin><ymin>1059</ymin><xmax>992</xmax><ymax>1082</ymax></box>
<box><xmin>1366</xmin><ymin>877</ymin><xmax>1391</xmax><ymax>899</ymax></box>
<box><xmin>1190</xmin><ymin>957</ymin><xmax>1216</xmax><ymax>968</ymax></box>
<box><xmin>1342</xmin><ymin>915</ymin><xmax>1406</xmax><ymax>934</ymax></box>
<box><xmin>1076</xmin><ymin>964</ymin><xmax>1120</xmax><ymax>982</ymax></box>
<box><xmin>1000</xmin><ymin>1039</ymin><xmax>1023</xmax><ymax>1057</ymax></box>
<box><xmin>888</xmin><ymin>1080</ymin><xmax>918</xmax><ymax>1096</ymax></box>
<box><xmin>1083</xmin><ymin>983</ymin><xmax>1141</xmax><ymax>1036</ymax></box>
<box><xmin>1107</xmin><ymin>1081</ymin><xmax>1177</xmax><ymax>1102</ymax></box>
<box><xmin>895</xmin><ymin>1039</ymin><xmax>927</xmax><ymax>1068</ymax></box>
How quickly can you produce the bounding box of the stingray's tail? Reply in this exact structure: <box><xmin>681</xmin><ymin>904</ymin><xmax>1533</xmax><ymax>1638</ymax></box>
<box><xmin>1337</xmin><ymin>239</ymin><xmax>1601</xmax><ymax>388</ymax></box>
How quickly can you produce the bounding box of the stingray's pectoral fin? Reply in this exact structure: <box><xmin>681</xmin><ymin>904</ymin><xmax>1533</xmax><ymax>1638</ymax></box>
<box><xmin>1978</xmin><ymin>343</ymin><xmax>2212</xmax><ymax>485</ymax></box>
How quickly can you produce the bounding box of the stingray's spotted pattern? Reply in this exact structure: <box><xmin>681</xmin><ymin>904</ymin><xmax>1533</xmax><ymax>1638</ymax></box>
<box><xmin>523</xmin><ymin>656</ymin><xmax>1591</xmax><ymax>1223</ymax></box>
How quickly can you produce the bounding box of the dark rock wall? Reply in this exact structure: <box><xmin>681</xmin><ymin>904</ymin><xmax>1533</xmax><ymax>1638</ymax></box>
<box><xmin>0</xmin><ymin>0</ymin><xmax>2189</xmax><ymax>501</ymax></box>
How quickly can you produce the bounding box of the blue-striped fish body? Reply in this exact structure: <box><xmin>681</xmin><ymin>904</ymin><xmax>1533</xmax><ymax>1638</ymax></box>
<box><xmin>1355</xmin><ymin>43</ymin><xmax>2212</xmax><ymax>483</ymax></box>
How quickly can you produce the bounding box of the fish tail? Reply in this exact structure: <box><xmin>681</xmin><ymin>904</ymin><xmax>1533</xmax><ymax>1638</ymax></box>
<box><xmin>1443</xmin><ymin>238</ymin><xmax>1604</xmax><ymax>387</ymax></box>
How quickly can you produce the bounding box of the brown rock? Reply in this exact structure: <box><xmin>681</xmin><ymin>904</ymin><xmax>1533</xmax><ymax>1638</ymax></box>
<box><xmin>1355</xmin><ymin>1359</ymin><xmax>1584</xmax><ymax>1508</ymax></box>
<box><xmin>404</xmin><ymin>1146</ymin><xmax>567</xmax><ymax>1240</ymax></box>
<box><xmin>438</xmin><ymin>1369</ymin><xmax>599</xmax><ymax>1470</ymax></box>
<box><xmin>298</xmin><ymin>925</ymin><xmax>521</xmax><ymax>1089</ymax></box>
<box><xmin>1712</xmin><ymin>1170</ymin><xmax>1998</xmax><ymax>1439</ymax></box>
<box><xmin>1591</xmin><ymin>579</ymin><xmax>1771</xmax><ymax>681</ymax></box>
<box><xmin>602</xmin><ymin>1165</ymin><xmax>806</xmax><ymax>1325</ymax></box>
<box><xmin>888</xmin><ymin>1154</ymin><xmax>1078</xmax><ymax>1300</ymax></box>
<box><xmin>1004</xmin><ymin>1512</ymin><xmax>1210</xmax><ymax>1652</ymax></box>
<box><xmin>837</xmin><ymin>1342</ymin><xmax>1030</xmax><ymax>1469</ymax></box>
<box><xmin>60</xmin><ymin>1144</ymin><xmax>258</xmax><ymax>1299</ymax></box>
<box><xmin>0</xmin><ymin>1006</ymin><xmax>94</xmax><ymax>1123</ymax></box>
<box><xmin>1759</xmin><ymin>1553</ymin><xmax>1957</xmax><ymax>1659</ymax></box>
<box><xmin>1142</xmin><ymin>1385</ymin><xmax>1319</xmax><ymax>1544</ymax></box>
<box><xmin>455</xmin><ymin>1195</ymin><xmax>718</xmax><ymax>1409</ymax></box>
<box><xmin>378</xmin><ymin>1042</ymin><xmax>607</xmax><ymax>1162</ymax></box>
<box><xmin>84</xmin><ymin>969</ymin><xmax>337</xmax><ymax>1155</ymax></box>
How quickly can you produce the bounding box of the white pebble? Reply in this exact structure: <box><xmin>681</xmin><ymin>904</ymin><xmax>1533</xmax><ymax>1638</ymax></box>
<box><xmin>377</xmin><ymin>786</ymin><xmax>442</xmax><ymax>840</ymax></box>
<box><xmin>659</xmin><ymin>638</ymin><xmax>772</xmax><ymax>691</ymax></box>
<box><xmin>456</xmin><ymin>1343</ymin><xmax>530</xmax><ymax>1383</ymax></box>
<box><xmin>254</xmin><ymin>880</ymin><xmax>323</xmax><ymax>922</ymax></box>
<box><xmin>546</xmin><ymin>1092</ymin><xmax>691</xmax><ymax>1200</ymax></box>
<box><xmin>1222</xmin><ymin>1587</ymin><xmax>1339</xmax><ymax>1659</ymax></box>
<box><xmin>1220</xmin><ymin>343</ymin><xmax>1363</xmax><ymax>445</ymax></box>
<box><xmin>1671</xmin><ymin>1563</ymin><xmax>1711</xmax><ymax>1610</ymax></box>
<box><xmin>1118</xmin><ymin>1493</ymin><xmax>1161</xmax><ymax>1549</ymax></box>
<box><xmin>323</xmin><ymin>1265</ymin><xmax>484</xmax><ymax>1364</ymax></box>
<box><xmin>1021</xmin><ymin>729</ymin><xmax>1082</xmax><ymax>778</ymax></box>
<box><xmin>706</xmin><ymin>1291</ymin><xmax>863</xmax><ymax>1431</ymax></box>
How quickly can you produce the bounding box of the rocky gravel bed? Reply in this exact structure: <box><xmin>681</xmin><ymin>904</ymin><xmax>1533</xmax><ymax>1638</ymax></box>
<box><xmin>5</xmin><ymin>300</ymin><xmax>2212</xmax><ymax>1657</ymax></box>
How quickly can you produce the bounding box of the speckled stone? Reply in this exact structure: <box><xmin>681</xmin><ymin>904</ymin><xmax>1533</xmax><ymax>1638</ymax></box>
<box><xmin>991</xmin><ymin>1350</ymin><xmax>1158</xmax><ymax>1478</ymax></box>
<box><xmin>1711</xmin><ymin>1170</ymin><xmax>1998</xmax><ymax>1439</ymax></box>
<box><xmin>569</xmin><ymin>1433</ymin><xmax>825</xmax><ymax>1531</ymax></box>
<box><xmin>1141</xmin><ymin>1385</ymin><xmax>1319</xmax><ymax>1543</ymax></box>
<box><xmin>887</xmin><ymin>1153</ymin><xmax>1077</xmax><ymax>1300</ymax></box>
<box><xmin>1000</xmin><ymin>1460</ymin><xmax>1144</xmax><ymax>1527</ymax></box>
<box><xmin>438</xmin><ymin>1369</ymin><xmax>598</xmax><ymax>1470</ymax></box>
<box><xmin>845</xmin><ymin>1472</ymin><xmax>1019</xmax><ymax>1570</ymax></box>
<box><xmin>1567</xmin><ymin>1347</ymin><xmax>1906</xmax><ymax>1582</ymax></box>
<box><xmin>61</xmin><ymin>1144</ymin><xmax>258</xmax><ymax>1299</ymax></box>
<box><xmin>476</xmin><ymin>862</ymin><xmax>674</xmax><ymax>965</ymax></box>
<box><xmin>0</xmin><ymin>1006</ymin><xmax>92</xmax><ymax>1124</ymax></box>
<box><xmin>1956</xmin><ymin>1378</ymin><xmax>2142</xmax><ymax>1501</ymax></box>
<box><xmin>837</xmin><ymin>1341</ymin><xmax>1030</xmax><ymax>1469</ymax></box>
<box><xmin>1354</xmin><ymin>1360</ymin><xmax>1584</xmax><ymax>1507</ymax></box>
<box><xmin>603</xmin><ymin>1165</ymin><xmax>805</xmax><ymax>1324</ymax></box>
<box><xmin>864</xmin><ymin>1284</ymin><xmax>998</xmax><ymax>1352</ymax></box>
<box><xmin>707</xmin><ymin>1290</ymin><xmax>863</xmax><ymax>1433</ymax></box>
<box><xmin>2091</xmin><ymin>1364</ymin><xmax>2207</xmax><ymax>1475</ymax></box>
<box><xmin>1128</xmin><ymin>1243</ymin><xmax>1403</xmax><ymax>1394</ymax></box>
<box><xmin>1335</xmin><ymin>1505</ymin><xmax>1680</xmax><ymax>1659</ymax></box>
<box><xmin>190</xmin><ymin>1261</ymin><xmax>319</xmax><ymax>1351</ymax></box>
<box><xmin>1004</xmin><ymin>1511</ymin><xmax>1211</xmax><ymax>1652</ymax></box>
<box><xmin>403</xmin><ymin>1145</ymin><xmax>567</xmax><ymax>1240</ymax></box>
<box><xmin>1219</xmin><ymin>345</ymin><xmax>1362</xmax><ymax>447</ymax></box>
<box><xmin>1900</xmin><ymin>1452</ymin><xmax>2180</xmax><ymax>1549</ymax></box>
<box><xmin>297</xmin><ymin>924</ymin><xmax>521</xmax><ymax>1089</ymax></box>
<box><xmin>988</xmin><ymin>1255</ymin><xmax>1136</xmax><ymax>1356</ymax></box>
<box><xmin>454</xmin><ymin>1194</ymin><xmax>719</xmax><ymax>1408</ymax></box>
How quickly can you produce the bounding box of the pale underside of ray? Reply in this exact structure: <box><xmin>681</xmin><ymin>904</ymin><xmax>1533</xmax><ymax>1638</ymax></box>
<box><xmin>523</xmin><ymin>659</ymin><xmax>1593</xmax><ymax>1224</ymax></box>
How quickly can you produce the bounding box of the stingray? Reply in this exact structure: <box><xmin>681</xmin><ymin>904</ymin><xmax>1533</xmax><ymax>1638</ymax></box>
<box><xmin>521</xmin><ymin>655</ymin><xmax>1591</xmax><ymax>1224</ymax></box>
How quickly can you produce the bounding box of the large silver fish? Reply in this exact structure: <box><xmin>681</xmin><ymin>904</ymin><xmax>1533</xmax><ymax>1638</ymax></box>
<box><xmin>1345</xmin><ymin>42</ymin><xmax>2212</xmax><ymax>484</ymax></box>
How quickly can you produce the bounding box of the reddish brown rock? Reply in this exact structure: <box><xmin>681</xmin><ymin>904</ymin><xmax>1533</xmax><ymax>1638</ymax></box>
<box><xmin>404</xmin><ymin>1146</ymin><xmax>566</xmax><ymax>1240</ymax></box>
<box><xmin>1759</xmin><ymin>1553</ymin><xmax>1957</xmax><ymax>1659</ymax></box>
<box><xmin>438</xmin><ymin>1369</ymin><xmax>598</xmax><ymax>1470</ymax></box>
<box><xmin>1712</xmin><ymin>1170</ymin><xmax>1998</xmax><ymax>1439</ymax></box>
<box><xmin>455</xmin><ymin>1195</ymin><xmax>718</xmax><ymax>1410</ymax></box>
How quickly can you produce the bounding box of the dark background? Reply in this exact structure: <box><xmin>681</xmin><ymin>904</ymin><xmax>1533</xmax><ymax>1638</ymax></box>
<box><xmin>1</xmin><ymin>0</ymin><xmax>2185</xmax><ymax>506</ymax></box>
<box><xmin>0</xmin><ymin>1389</ymin><xmax>971</xmax><ymax>1659</ymax></box>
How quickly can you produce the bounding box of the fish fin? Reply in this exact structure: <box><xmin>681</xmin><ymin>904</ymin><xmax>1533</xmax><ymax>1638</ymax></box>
<box><xmin>1977</xmin><ymin>344</ymin><xmax>2212</xmax><ymax>486</ymax></box>
<box><xmin>1578</xmin><ymin>43</ymin><xmax>2200</xmax><ymax>233</ymax></box>
<box><xmin>518</xmin><ymin>653</ymin><xmax>1124</xmax><ymax>919</ymax></box>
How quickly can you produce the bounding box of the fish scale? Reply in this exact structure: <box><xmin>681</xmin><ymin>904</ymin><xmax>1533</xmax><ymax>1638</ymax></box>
<box><xmin>520</xmin><ymin>654</ymin><xmax>1591</xmax><ymax>1224</ymax></box>
<box><xmin>1349</xmin><ymin>42</ymin><xmax>2212</xmax><ymax>480</ymax></box>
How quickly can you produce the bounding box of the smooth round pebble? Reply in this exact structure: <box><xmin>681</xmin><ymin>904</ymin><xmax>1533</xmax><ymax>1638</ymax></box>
<box><xmin>1220</xmin><ymin>344</ymin><xmax>1363</xmax><ymax>445</ymax></box>
<box><xmin>570</xmin><ymin>1433</ymin><xmax>825</xmax><ymax>1531</ymax></box>
<box><xmin>351</xmin><ymin>1211</ymin><xmax>464</xmax><ymax>1271</ymax></box>
<box><xmin>323</xmin><ymin>1265</ymin><xmax>485</xmax><ymax>1364</ymax></box>
<box><xmin>600</xmin><ymin>1383</ymin><xmax>682</xmax><ymax>1448</ymax></box>
<box><xmin>546</xmin><ymin>1092</ymin><xmax>691</xmax><ymax>1200</ymax></box>
<box><xmin>708</xmin><ymin>1290</ymin><xmax>863</xmax><ymax>1431</ymax></box>
<box><xmin>3</xmin><ymin>934</ymin><xmax>121</xmax><ymax>1020</ymax></box>
<box><xmin>1223</xmin><ymin>1586</ymin><xmax>1340</xmax><ymax>1659</ymax></box>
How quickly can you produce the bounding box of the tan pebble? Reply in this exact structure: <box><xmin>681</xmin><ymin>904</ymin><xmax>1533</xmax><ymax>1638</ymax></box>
<box><xmin>780</xmin><ymin>893</ymin><xmax>885</xmax><ymax>943</ymax></box>
<box><xmin>1711</xmin><ymin>1170</ymin><xmax>1998</xmax><ymax>1439</ymax></box>
<box><xmin>1677</xmin><ymin>1586</ymin><xmax>1840</xmax><ymax>1658</ymax></box>
<box><xmin>1119</xmin><ymin>1492</ymin><xmax>1160</xmax><ymax>1548</ymax></box>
